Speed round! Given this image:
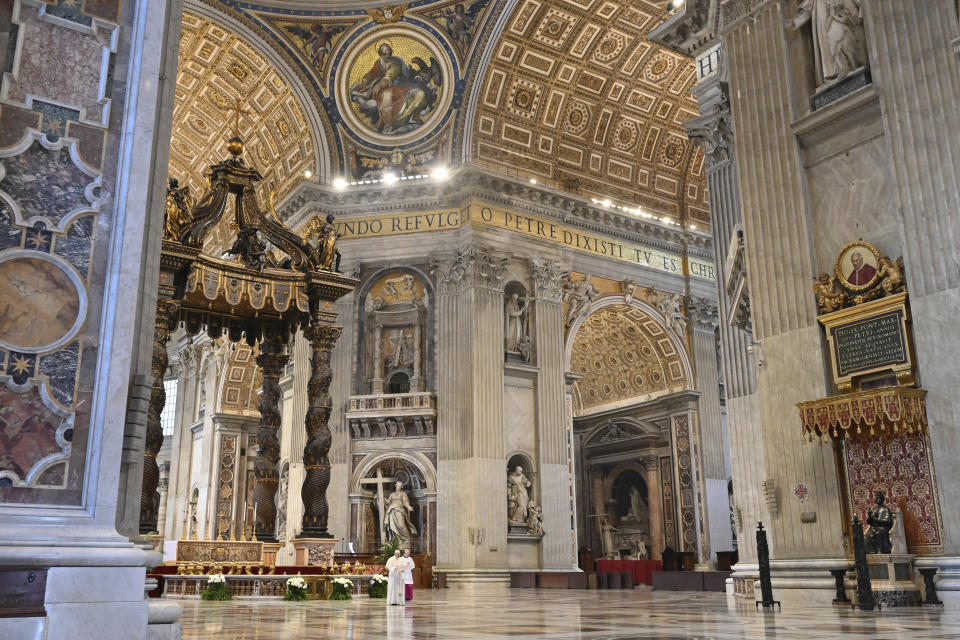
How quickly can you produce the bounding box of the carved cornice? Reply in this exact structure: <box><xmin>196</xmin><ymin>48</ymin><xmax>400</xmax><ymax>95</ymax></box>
<box><xmin>648</xmin><ymin>0</ymin><xmax>720</xmax><ymax>58</ymax></box>
<box><xmin>430</xmin><ymin>245</ymin><xmax>509</xmax><ymax>294</ymax></box>
<box><xmin>529</xmin><ymin>257</ymin><xmax>565</xmax><ymax>303</ymax></box>
<box><xmin>720</xmin><ymin>0</ymin><xmax>774</xmax><ymax>31</ymax></box>
<box><xmin>279</xmin><ymin>167</ymin><xmax>712</xmax><ymax>257</ymax></box>
<box><xmin>687</xmin><ymin>296</ymin><xmax>720</xmax><ymax>333</ymax></box>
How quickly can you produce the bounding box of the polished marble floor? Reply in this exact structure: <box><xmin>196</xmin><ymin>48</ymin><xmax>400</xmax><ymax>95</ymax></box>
<box><xmin>178</xmin><ymin>589</ymin><xmax>960</xmax><ymax>639</ymax></box>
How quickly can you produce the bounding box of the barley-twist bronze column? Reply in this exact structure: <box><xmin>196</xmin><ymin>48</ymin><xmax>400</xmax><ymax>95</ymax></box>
<box><xmin>298</xmin><ymin>322</ymin><xmax>342</xmax><ymax>538</ymax></box>
<box><xmin>140</xmin><ymin>299</ymin><xmax>179</xmax><ymax>534</ymax></box>
<box><xmin>254</xmin><ymin>333</ymin><xmax>289</xmax><ymax>542</ymax></box>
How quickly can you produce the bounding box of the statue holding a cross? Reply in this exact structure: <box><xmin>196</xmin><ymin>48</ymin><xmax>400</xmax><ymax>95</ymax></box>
<box><xmin>360</xmin><ymin>467</ymin><xmax>417</xmax><ymax>548</ymax></box>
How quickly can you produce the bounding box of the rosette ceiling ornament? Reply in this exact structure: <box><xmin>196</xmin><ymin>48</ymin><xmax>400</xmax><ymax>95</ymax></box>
<box><xmin>140</xmin><ymin>121</ymin><xmax>357</xmax><ymax>545</ymax></box>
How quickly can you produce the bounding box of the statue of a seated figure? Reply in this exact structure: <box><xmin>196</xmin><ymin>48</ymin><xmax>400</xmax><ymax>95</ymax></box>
<box><xmin>864</xmin><ymin>491</ymin><xmax>894</xmax><ymax>554</ymax></box>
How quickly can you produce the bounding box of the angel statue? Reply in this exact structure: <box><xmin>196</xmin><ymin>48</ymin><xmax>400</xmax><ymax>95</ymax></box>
<box><xmin>813</xmin><ymin>273</ymin><xmax>847</xmax><ymax>314</ymax></box>
<box><xmin>163</xmin><ymin>178</ymin><xmax>194</xmax><ymax>242</ymax></box>
<box><xmin>309</xmin><ymin>213</ymin><xmax>341</xmax><ymax>272</ymax></box>
<box><xmin>283</xmin><ymin>23</ymin><xmax>346</xmax><ymax>71</ymax></box>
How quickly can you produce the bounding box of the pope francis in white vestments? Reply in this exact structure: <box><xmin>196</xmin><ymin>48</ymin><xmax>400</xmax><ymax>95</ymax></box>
<box><xmin>385</xmin><ymin>550</ymin><xmax>407</xmax><ymax>606</ymax></box>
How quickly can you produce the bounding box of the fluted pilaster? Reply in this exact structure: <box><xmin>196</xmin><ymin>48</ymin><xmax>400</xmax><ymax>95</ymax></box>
<box><xmin>530</xmin><ymin>257</ymin><xmax>576</xmax><ymax>569</ymax></box>
<box><xmin>432</xmin><ymin>246</ymin><xmax>508</xmax><ymax>570</ymax></box>
<box><xmin>864</xmin><ymin>0</ymin><xmax>960</xmax><ymax>553</ymax></box>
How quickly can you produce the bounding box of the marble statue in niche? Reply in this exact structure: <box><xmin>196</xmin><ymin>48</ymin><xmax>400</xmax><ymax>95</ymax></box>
<box><xmin>384</xmin><ymin>480</ymin><xmax>418</xmax><ymax>547</ymax></box>
<box><xmin>526</xmin><ymin>503</ymin><xmax>544</xmax><ymax>536</ymax></box>
<box><xmin>626</xmin><ymin>485</ymin><xmax>649</xmax><ymax>522</ymax></box>
<box><xmin>794</xmin><ymin>0</ymin><xmax>868</xmax><ymax>84</ymax></box>
<box><xmin>507</xmin><ymin>465</ymin><xmax>532</xmax><ymax>525</ymax></box>
<box><xmin>503</xmin><ymin>289</ymin><xmax>531</xmax><ymax>360</ymax></box>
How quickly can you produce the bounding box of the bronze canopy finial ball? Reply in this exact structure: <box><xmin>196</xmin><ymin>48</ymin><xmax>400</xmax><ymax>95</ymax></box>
<box><xmin>227</xmin><ymin>136</ymin><xmax>244</xmax><ymax>157</ymax></box>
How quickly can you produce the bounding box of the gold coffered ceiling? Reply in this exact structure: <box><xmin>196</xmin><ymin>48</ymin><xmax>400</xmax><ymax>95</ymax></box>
<box><xmin>570</xmin><ymin>304</ymin><xmax>688</xmax><ymax>413</ymax></box>
<box><xmin>170</xmin><ymin>11</ymin><xmax>316</xmax><ymax>206</ymax></box>
<box><xmin>473</xmin><ymin>0</ymin><xmax>708</xmax><ymax>225</ymax></box>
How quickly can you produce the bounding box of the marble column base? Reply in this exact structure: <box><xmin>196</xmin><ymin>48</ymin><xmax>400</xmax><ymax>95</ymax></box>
<box><xmin>439</xmin><ymin>569</ymin><xmax>511</xmax><ymax>590</ymax></box>
<box><xmin>0</xmin><ymin>566</ymin><xmax>151</xmax><ymax>640</ymax></box>
<box><xmin>292</xmin><ymin>538</ymin><xmax>336</xmax><ymax>566</ymax></box>
<box><xmin>766</xmin><ymin>558</ymin><xmax>853</xmax><ymax>606</ymax></box>
<box><xmin>261</xmin><ymin>542</ymin><xmax>282</xmax><ymax>566</ymax></box>
<box><xmin>147</xmin><ymin>600</ymin><xmax>183</xmax><ymax>640</ymax></box>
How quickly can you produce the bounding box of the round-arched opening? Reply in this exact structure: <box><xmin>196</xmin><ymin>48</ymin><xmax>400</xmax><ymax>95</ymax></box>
<box><xmin>388</xmin><ymin>371</ymin><xmax>411</xmax><ymax>394</ymax></box>
<box><xmin>612</xmin><ymin>470</ymin><xmax>648</xmax><ymax>525</ymax></box>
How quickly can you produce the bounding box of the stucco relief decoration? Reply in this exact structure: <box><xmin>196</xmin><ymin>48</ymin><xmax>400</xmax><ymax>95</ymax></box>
<box><xmin>570</xmin><ymin>304</ymin><xmax>687</xmax><ymax>411</ymax></box>
<box><xmin>337</xmin><ymin>26</ymin><xmax>454</xmax><ymax>146</ymax></box>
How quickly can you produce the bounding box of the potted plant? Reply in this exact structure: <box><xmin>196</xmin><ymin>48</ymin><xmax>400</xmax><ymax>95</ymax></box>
<box><xmin>284</xmin><ymin>574</ymin><xmax>308</xmax><ymax>601</ymax></box>
<box><xmin>368</xmin><ymin>573</ymin><xmax>388</xmax><ymax>598</ymax></box>
<box><xmin>330</xmin><ymin>576</ymin><xmax>353</xmax><ymax>600</ymax></box>
<box><xmin>201</xmin><ymin>574</ymin><xmax>231</xmax><ymax>601</ymax></box>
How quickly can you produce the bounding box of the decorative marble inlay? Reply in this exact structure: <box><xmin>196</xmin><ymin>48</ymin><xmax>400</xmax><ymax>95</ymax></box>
<box><xmin>0</xmin><ymin>255</ymin><xmax>84</xmax><ymax>352</ymax></box>
<box><xmin>673</xmin><ymin>415</ymin><xmax>697</xmax><ymax>552</ymax></box>
<box><xmin>2</xmin><ymin>5</ymin><xmax>117</xmax><ymax>126</ymax></box>
<box><xmin>0</xmin><ymin>139</ymin><xmax>98</xmax><ymax>229</ymax></box>
<box><xmin>0</xmin><ymin>385</ymin><xmax>71</xmax><ymax>487</ymax></box>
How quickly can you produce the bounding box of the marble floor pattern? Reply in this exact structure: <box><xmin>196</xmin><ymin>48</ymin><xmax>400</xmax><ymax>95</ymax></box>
<box><xmin>178</xmin><ymin>589</ymin><xmax>960</xmax><ymax>639</ymax></box>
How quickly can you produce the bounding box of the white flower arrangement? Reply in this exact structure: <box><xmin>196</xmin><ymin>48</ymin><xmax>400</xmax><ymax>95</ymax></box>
<box><xmin>332</xmin><ymin>577</ymin><xmax>353</xmax><ymax>588</ymax></box>
<box><xmin>287</xmin><ymin>575</ymin><xmax>307</xmax><ymax>590</ymax></box>
<box><xmin>207</xmin><ymin>573</ymin><xmax>226</xmax><ymax>584</ymax></box>
<box><xmin>370</xmin><ymin>574</ymin><xmax>387</xmax><ymax>584</ymax></box>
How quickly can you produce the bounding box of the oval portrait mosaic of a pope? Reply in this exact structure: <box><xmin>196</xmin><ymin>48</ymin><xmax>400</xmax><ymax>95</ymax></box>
<box><xmin>338</xmin><ymin>28</ymin><xmax>451</xmax><ymax>144</ymax></box>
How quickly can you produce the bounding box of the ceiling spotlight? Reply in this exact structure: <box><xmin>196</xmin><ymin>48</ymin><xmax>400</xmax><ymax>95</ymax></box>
<box><xmin>303</xmin><ymin>169</ymin><xmax>313</xmax><ymax>179</ymax></box>
<box><xmin>602</xmin><ymin>199</ymin><xmax>612</xmax><ymax>207</ymax></box>
<box><xmin>529</xmin><ymin>178</ymin><xmax>537</xmax><ymax>184</ymax></box>
<box><xmin>432</xmin><ymin>166</ymin><xmax>450</xmax><ymax>181</ymax></box>
<box><xmin>690</xmin><ymin>224</ymin><xmax>697</xmax><ymax>230</ymax></box>
<box><xmin>669</xmin><ymin>0</ymin><xmax>684</xmax><ymax>9</ymax></box>
<box><xmin>382</xmin><ymin>171</ymin><xmax>398</xmax><ymax>184</ymax></box>
<box><xmin>332</xmin><ymin>177</ymin><xmax>347</xmax><ymax>190</ymax></box>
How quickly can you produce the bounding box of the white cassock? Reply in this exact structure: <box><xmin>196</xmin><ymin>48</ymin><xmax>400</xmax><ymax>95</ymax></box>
<box><xmin>385</xmin><ymin>556</ymin><xmax>405</xmax><ymax>605</ymax></box>
<box><xmin>401</xmin><ymin>556</ymin><xmax>415</xmax><ymax>598</ymax></box>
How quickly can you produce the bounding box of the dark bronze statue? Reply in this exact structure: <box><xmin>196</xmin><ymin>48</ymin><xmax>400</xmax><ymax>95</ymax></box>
<box><xmin>865</xmin><ymin>491</ymin><xmax>894</xmax><ymax>554</ymax></box>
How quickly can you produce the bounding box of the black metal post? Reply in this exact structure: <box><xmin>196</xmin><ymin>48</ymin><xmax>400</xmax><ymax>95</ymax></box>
<box><xmin>755</xmin><ymin>522</ymin><xmax>781</xmax><ymax>610</ymax></box>
<box><xmin>919</xmin><ymin>568</ymin><xmax>942</xmax><ymax>606</ymax></box>
<box><xmin>852</xmin><ymin>516</ymin><xmax>876</xmax><ymax>611</ymax></box>
<box><xmin>830</xmin><ymin>568</ymin><xmax>851</xmax><ymax>605</ymax></box>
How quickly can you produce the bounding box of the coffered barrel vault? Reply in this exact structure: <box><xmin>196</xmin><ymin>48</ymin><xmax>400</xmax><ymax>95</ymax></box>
<box><xmin>470</xmin><ymin>0</ymin><xmax>708</xmax><ymax>226</ymax></box>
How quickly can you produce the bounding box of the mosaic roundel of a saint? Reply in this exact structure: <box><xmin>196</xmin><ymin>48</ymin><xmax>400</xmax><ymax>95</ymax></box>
<box><xmin>339</xmin><ymin>29</ymin><xmax>450</xmax><ymax>143</ymax></box>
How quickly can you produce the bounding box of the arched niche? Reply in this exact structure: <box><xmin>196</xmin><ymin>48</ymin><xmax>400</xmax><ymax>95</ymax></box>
<box><xmin>349</xmin><ymin>450</ymin><xmax>437</xmax><ymax>555</ymax></box>
<box><xmin>355</xmin><ymin>267</ymin><xmax>434</xmax><ymax>395</ymax></box>
<box><xmin>507</xmin><ymin>451</ymin><xmax>537</xmax><ymax>531</ymax></box>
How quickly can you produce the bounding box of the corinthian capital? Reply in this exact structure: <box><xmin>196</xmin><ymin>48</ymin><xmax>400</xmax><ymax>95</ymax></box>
<box><xmin>430</xmin><ymin>245</ymin><xmax>509</xmax><ymax>293</ymax></box>
<box><xmin>685</xmin><ymin>95</ymin><xmax>733</xmax><ymax>169</ymax></box>
<box><xmin>528</xmin><ymin>257</ymin><xmax>565</xmax><ymax>302</ymax></box>
<box><xmin>686</xmin><ymin>296</ymin><xmax>720</xmax><ymax>333</ymax></box>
